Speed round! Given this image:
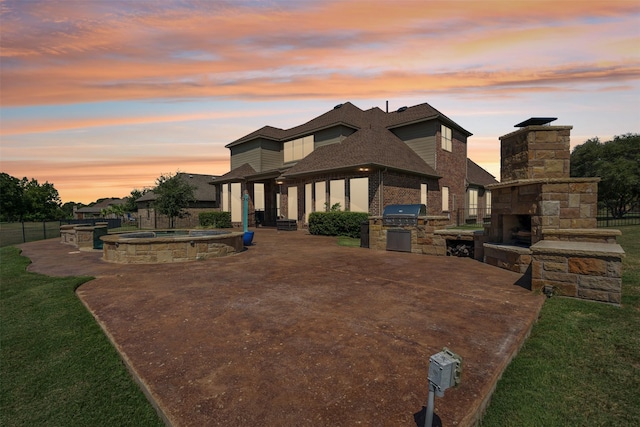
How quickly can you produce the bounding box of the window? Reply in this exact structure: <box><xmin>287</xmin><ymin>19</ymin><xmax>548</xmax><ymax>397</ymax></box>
<box><xmin>230</xmin><ymin>183</ymin><xmax>241</xmax><ymax>222</ymax></box>
<box><xmin>305</xmin><ymin>183</ymin><xmax>312</xmax><ymax>223</ymax></box>
<box><xmin>284</xmin><ymin>135</ymin><xmax>314</xmax><ymax>163</ymax></box>
<box><xmin>468</xmin><ymin>188</ymin><xmax>478</xmax><ymax>217</ymax></box>
<box><xmin>349</xmin><ymin>177</ymin><xmax>369</xmax><ymax>213</ymax></box>
<box><xmin>441</xmin><ymin>125</ymin><xmax>452</xmax><ymax>152</ymax></box>
<box><xmin>221</xmin><ymin>184</ymin><xmax>228</xmax><ymax>212</ymax></box>
<box><xmin>420</xmin><ymin>183</ymin><xmax>428</xmax><ymax>207</ymax></box>
<box><xmin>442</xmin><ymin>186</ymin><xmax>450</xmax><ymax>212</ymax></box>
<box><xmin>287</xmin><ymin>186</ymin><xmax>298</xmax><ymax>220</ymax></box>
<box><xmin>315</xmin><ymin>181</ymin><xmax>326</xmax><ymax>212</ymax></box>
<box><xmin>330</xmin><ymin>179</ymin><xmax>345</xmax><ymax>210</ymax></box>
<box><xmin>486</xmin><ymin>190</ymin><xmax>492</xmax><ymax>215</ymax></box>
<box><xmin>253</xmin><ymin>183</ymin><xmax>265</xmax><ymax>211</ymax></box>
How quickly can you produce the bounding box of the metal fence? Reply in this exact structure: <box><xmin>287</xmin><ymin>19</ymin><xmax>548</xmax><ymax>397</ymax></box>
<box><xmin>597</xmin><ymin>209</ymin><xmax>640</xmax><ymax>227</ymax></box>
<box><xmin>0</xmin><ymin>218</ymin><xmax>123</xmax><ymax>248</ymax></box>
<box><xmin>456</xmin><ymin>207</ymin><xmax>491</xmax><ymax>227</ymax></box>
<box><xmin>454</xmin><ymin>207</ymin><xmax>640</xmax><ymax>228</ymax></box>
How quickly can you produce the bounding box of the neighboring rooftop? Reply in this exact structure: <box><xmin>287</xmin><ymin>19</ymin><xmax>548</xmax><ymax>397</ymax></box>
<box><xmin>136</xmin><ymin>173</ymin><xmax>218</xmax><ymax>202</ymax></box>
<box><xmin>467</xmin><ymin>159</ymin><xmax>499</xmax><ymax>187</ymax></box>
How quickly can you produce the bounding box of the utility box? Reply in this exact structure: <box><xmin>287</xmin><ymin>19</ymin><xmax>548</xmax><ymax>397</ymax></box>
<box><xmin>428</xmin><ymin>348</ymin><xmax>462</xmax><ymax>396</ymax></box>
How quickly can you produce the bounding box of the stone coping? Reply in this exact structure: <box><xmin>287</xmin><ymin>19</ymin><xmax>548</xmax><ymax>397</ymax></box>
<box><xmin>434</xmin><ymin>229</ymin><xmax>484</xmax><ymax>237</ymax></box>
<box><xmin>101</xmin><ymin>231</ymin><xmax>243</xmax><ymax>245</ymax></box>
<box><xmin>486</xmin><ymin>177</ymin><xmax>600</xmax><ymax>190</ymax></box>
<box><xmin>498</xmin><ymin>124</ymin><xmax>573</xmax><ymax>140</ymax></box>
<box><xmin>368</xmin><ymin>215</ymin><xmax>448</xmax><ymax>220</ymax></box>
<box><xmin>483</xmin><ymin>243</ymin><xmax>532</xmax><ymax>255</ymax></box>
<box><xmin>542</xmin><ymin>228</ymin><xmax>621</xmax><ymax>237</ymax></box>
<box><xmin>530</xmin><ymin>240</ymin><xmax>625</xmax><ymax>258</ymax></box>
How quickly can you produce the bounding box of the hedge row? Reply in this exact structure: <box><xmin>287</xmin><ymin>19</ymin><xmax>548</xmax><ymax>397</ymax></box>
<box><xmin>199</xmin><ymin>211</ymin><xmax>232</xmax><ymax>228</ymax></box>
<box><xmin>308</xmin><ymin>211</ymin><xmax>369</xmax><ymax>238</ymax></box>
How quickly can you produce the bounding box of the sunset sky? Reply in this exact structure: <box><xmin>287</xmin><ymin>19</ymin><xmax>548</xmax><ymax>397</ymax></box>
<box><xmin>1</xmin><ymin>0</ymin><xmax>639</xmax><ymax>204</ymax></box>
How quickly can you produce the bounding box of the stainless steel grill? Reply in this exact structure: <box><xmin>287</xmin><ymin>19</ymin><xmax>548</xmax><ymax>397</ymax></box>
<box><xmin>382</xmin><ymin>204</ymin><xmax>426</xmax><ymax>227</ymax></box>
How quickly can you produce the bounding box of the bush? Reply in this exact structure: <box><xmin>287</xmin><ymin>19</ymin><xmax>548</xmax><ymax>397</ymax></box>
<box><xmin>308</xmin><ymin>211</ymin><xmax>369</xmax><ymax>238</ymax></box>
<box><xmin>199</xmin><ymin>211</ymin><xmax>232</xmax><ymax>228</ymax></box>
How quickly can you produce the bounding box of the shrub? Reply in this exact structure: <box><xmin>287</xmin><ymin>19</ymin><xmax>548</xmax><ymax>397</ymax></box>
<box><xmin>308</xmin><ymin>211</ymin><xmax>369</xmax><ymax>238</ymax></box>
<box><xmin>199</xmin><ymin>211</ymin><xmax>232</xmax><ymax>228</ymax></box>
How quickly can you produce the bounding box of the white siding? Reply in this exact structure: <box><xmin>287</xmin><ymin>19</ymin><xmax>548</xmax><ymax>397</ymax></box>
<box><xmin>231</xmin><ymin>183</ymin><xmax>242</xmax><ymax>223</ymax></box>
<box><xmin>349</xmin><ymin>177</ymin><xmax>369</xmax><ymax>213</ymax></box>
<box><xmin>288</xmin><ymin>186</ymin><xmax>298</xmax><ymax>220</ymax></box>
<box><xmin>330</xmin><ymin>179</ymin><xmax>345</xmax><ymax>210</ymax></box>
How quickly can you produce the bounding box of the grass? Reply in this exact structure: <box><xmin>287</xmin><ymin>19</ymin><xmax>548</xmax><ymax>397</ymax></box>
<box><xmin>337</xmin><ymin>236</ymin><xmax>362</xmax><ymax>247</ymax></box>
<box><xmin>480</xmin><ymin>225</ymin><xmax>640</xmax><ymax>426</ymax></box>
<box><xmin>1</xmin><ymin>226</ymin><xmax>638</xmax><ymax>425</ymax></box>
<box><xmin>0</xmin><ymin>246</ymin><xmax>163</xmax><ymax>427</ymax></box>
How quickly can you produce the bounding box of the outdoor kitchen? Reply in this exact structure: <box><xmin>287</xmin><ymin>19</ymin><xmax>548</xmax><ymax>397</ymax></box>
<box><xmin>367</xmin><ymin>119</ymin><xmax>625</xmax><ymax>304</ymax></box>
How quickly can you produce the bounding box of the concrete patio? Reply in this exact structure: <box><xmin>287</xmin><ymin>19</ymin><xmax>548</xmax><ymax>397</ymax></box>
<box><xmin>20</xmin><ymin>228</ymin><xmax>544</xmax><ymax>426</ymax></box>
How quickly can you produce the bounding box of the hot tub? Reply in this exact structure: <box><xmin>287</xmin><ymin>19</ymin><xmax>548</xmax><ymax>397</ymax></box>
<box><xmin>101</xmin><ymin>230</ymin><xmax>244</xmax><ymax>264</ymax></box>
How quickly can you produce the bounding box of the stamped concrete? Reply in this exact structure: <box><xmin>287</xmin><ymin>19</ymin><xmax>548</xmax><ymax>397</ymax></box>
<box><xmin>20</xmin><ymin>229</ymin><xmax>544</xmax><ymax>426</ymax></box>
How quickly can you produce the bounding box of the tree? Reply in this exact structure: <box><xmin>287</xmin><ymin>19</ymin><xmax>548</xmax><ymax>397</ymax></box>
<box><xmin>570</xmin><ymin>133</ymin><xmax>640</xmax><ymax>218</ymax></box>
<box><xmin>22</xmin><ymin>178</ymin><xmax>62</xmax><ymax>220</ymax></box>
<box><xmin>0</xmin><ymin>172</ymin><xmax>25</xmax><ymax>221</ymax></box>
<box><xmin>0</xmin><ymin>173</ymin><xmax>62</xmax><ymax>221</ymax></box>
<box><xmin>122</xmin><ymin>188</ymin><xmax>148</xmax><ymax>213</ymax></box>
<box><xmin>153</xmin><ymin>173</ymin><xmax>196</xmax><ymax>228</ymax></box>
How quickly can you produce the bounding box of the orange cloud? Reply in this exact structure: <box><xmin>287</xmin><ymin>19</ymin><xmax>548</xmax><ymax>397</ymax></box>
<box><xmin>1</xmin><ymin>156</ymin><xmax>231</xmax><ymax>204</ymax></box>
<box><xmin>1</xmin><ymin>0</ymin><xmax>638</xmax><ymax>106</ymax></box>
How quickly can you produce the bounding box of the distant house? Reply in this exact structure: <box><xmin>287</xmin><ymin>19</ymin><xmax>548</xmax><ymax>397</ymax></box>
<box><xmin>465</xmin><ymin>159</ymin><xmax>498</xmax><ymax>224</ymax></box>
<box><xmin>215</xmin><ymin>101</ymin><xmax>494</xmax><ymax>227</ymax></box>
<box><xmin>136</xmin><ymin>173</ymin><xmax>218</xmax><ymax>229</ymax></box>
<box><xmin>74</xmin><ymin>198</ymin><xmax>126</xmax><ymax>219</ymax></box>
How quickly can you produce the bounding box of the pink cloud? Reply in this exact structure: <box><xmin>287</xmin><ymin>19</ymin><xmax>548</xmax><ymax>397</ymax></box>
<box><xmin>2</xmin><ymin>0</ymin><xmax>638</xmax><ymax>106</ymax></box>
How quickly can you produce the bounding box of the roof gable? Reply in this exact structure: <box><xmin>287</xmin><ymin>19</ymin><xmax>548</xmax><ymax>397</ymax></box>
<box><xmin>282</xmin><ymin>125</ymin><xmax>439</xmax><ymax>178</ymax></box>
<box><xmin>467</xmin><ymin>159</ymin><xmax>498</xmax><ymax>187</ymax></box>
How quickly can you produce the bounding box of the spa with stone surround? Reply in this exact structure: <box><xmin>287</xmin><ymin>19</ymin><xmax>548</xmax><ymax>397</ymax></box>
<box><xmin>101</xmin><ymin>230</ymin><xmax>244</xmax><ymax>264</ymax></box>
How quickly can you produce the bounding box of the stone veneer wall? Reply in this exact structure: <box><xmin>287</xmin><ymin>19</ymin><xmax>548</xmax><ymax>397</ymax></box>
<box><xmin>102</xmin><ymin>233</ymin><xmax>244</xmax><ymax>264</ymax></box>
<box><xmin>368</xmin><ymin>216</ymin><xmax>450</xmax><ymax>255</ymax></box>
<box><xmin>500</xmin><ymin>125</ymin><xmax>572</xmax><ymax>181</ymax></box>
<box><xmin>531</xmin><ymin>241</ymin><xmax>624</xmax><ymax>304</ymax></box>
<box><xmin>486</xmin><ymin>178</ymin><xmax>599</xmax><ymax>245</ymax></box>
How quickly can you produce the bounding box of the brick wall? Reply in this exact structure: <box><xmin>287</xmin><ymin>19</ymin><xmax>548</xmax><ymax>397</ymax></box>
<box><xmin>436</xmin><ymin>131</ymin><xmax>467</xmax><ymax>217</ymax></box>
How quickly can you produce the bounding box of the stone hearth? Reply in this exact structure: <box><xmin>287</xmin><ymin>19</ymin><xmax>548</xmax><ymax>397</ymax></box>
<box><xmin>484</xmin><ymin>121</ymin><xmax>624</xmax><ymax>303</ymax></box>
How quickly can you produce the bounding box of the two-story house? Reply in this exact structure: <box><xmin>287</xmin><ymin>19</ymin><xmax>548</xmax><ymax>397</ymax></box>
<box><xmin>214</xmin><ymin>101</ymin><xmax>493</xmax><ymax>227</ymax></box>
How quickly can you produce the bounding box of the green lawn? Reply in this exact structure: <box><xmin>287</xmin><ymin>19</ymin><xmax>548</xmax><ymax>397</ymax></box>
<box><xmin>1</xmin><ymin>226</ymin><xmax>638</xmax><ymax>426</ymax></box>
<box><xmin>481</xmin><ymin>225</ymin><xmax>640</xmax><ymax>426</ymax></box>
<box><xmin>0</xmin><ymin>247</ymin><xmax>163</xmax><ymax>427</ymax></box>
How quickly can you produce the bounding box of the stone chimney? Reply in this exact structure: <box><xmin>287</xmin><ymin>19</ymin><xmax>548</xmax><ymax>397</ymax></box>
<box><xmin>499</xmin><ymin>118</ymin><xmax>572</xmax><ymax>181</ymax></box>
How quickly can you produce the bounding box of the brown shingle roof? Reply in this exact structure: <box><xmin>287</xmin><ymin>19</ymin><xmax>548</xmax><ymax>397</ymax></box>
<box><xmin>214</xmin><ymin>163</ymin><xmax>257</xmax><ymax>183</ymax></box>
<box><xmin>136</xmin><ymin>173</ymin><xmax>218</xmax><ymax>202</ymax></box>
<box><xmin>226</xmin><ymin>101</ymin><xmax>471</xmax><ymax>150</ymax></box>
<box><xmin>467</xmin><ymin>159</ymin><xmax>498</xmax><ymax>187</ymax></box>
<box><xmin>282</xmin><ymin>125</ymin><xmax>439</xmax><ymax>178</ymax></box>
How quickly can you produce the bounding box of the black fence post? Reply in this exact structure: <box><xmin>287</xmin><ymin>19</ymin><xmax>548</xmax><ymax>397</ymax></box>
<box><xmin>43</xmin><ymin>221</ymin><xmax>47</xmax><ymax>240</ymax></box>
<box><xmin>22</xmin><ymin>222</ymin><xmax>26</xmax><ymax>243</ymax></box>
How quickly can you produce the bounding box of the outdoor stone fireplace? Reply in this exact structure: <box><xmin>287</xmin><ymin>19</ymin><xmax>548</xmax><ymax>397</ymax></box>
<box><xmin>484</xmin><ymin>119</ymin><xmax>624</xmax><ymax>303</ymax></box>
